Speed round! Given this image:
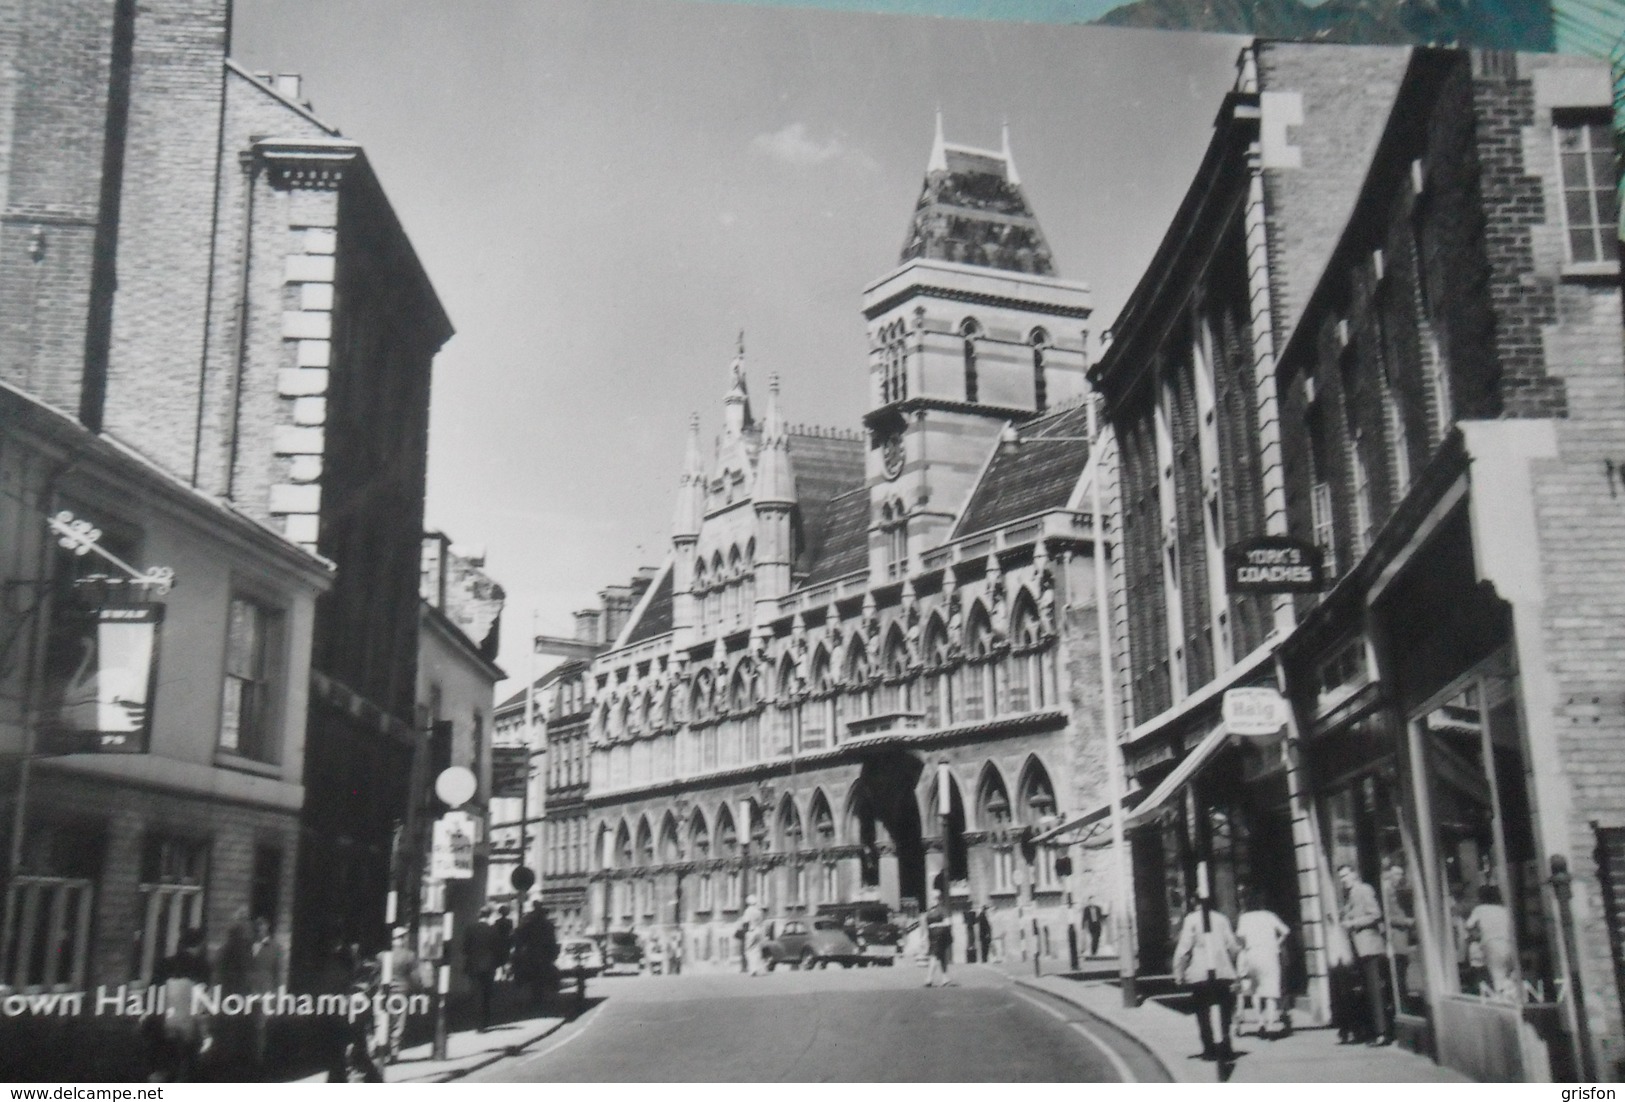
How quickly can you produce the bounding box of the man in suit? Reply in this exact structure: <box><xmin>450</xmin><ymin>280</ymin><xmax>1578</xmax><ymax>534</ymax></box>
<box><xmin>1082</xmin><ymin>897</ymin><xmax>1106</xmax><ymax>957</ymax></box>
<box><xmin>1338</xmin><ymin>863</ymin><xmax>1392</xmax><ymax>1046</ymax></box>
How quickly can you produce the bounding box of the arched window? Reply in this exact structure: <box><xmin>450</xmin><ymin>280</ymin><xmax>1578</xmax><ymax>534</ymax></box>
<box><xmin>718</xmin><ymin>808</ymin><xmax>742</xmax><ymax>912</ymax></box>
<box><xmin>773</xmin><ymin>656</ymin><xmax>797</xmax><ymax>756</ymax></box>
<box><xmin>1018</xmin><ymin>760</ymin><xmax>1060</xmax><ymax>892</ymax></box>
<box><xmin>1030</xmin><ymin>328</ymin><xmax>1050</xmax><ymax>412</ymax></box>
<box><xmin>843</xmin><ymin>638</ymin><xmax>873</xmax><ymax>726</ymax></box>
<box><xmin>961</xmin><ymin>318</ymin><xmax>982</xmax><ymax>403</ymax></box>
<box><xmin>1009</xmin><ymin>593</ymin><xmax>1048</xmax><ymax>711</ymax></box>
<box><xmin>803</xmin><ymin>648</ymin><xmax>831</xmax><ymax>750</ymax></box>
<box><xmin>880</xmin><ymin>627</ymin><xmax>910</xmax><ymax>714</ymax></box>
<box><xmin>691</xmin><ymin>812</ymin><xmax>713</xmax><ymax>914</ymax></box>
<box><xmin>977</xmin><ymin>767</ymin><xmax>1016</xmax><ymax>894</ymax></box>
<box><xmin>778</xmin><ymin>797</ymin><xmax>803</xmax><ymax>856</ymax></box>
<box><xmin>962</xmin><ymin>605</ymin><xmax>992</xmax><ymax>721</ymax></box>
<box><xmin>922</xmin><ymin>615</ymin><xmax>952</xmax><ymax>727</ymax></box>
<box><xmin>693</xmin><ymin>559</ymin><xmax>708</xmax><ymax>631</ymax></box>
<box><xmin>659</xmin><ymin>813</ymin><xmax>682</xmax><ymax>865</ymax></box>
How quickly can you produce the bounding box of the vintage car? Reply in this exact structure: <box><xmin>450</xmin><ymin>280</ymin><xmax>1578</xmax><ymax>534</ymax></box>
<box><xmin>815</xmin><ymin>901</ymin><xmax>903</xmax><ymax>960</ymax></box>
<box><xmin>762</xmin><ymin>917</ymin><xmax>869</xmax><ymax>970</ymax></box>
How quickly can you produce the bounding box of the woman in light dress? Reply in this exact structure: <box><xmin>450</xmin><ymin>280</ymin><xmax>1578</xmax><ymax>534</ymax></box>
<box><xmin>1235</xmin><ymin>889</ymin><xmax>1292</xmax><ymax>1036</ymax></box>
<box><xmin>1465</xmin><ymin>884</ymin><xmax>1517</xmax><ymax>999</ymax></box>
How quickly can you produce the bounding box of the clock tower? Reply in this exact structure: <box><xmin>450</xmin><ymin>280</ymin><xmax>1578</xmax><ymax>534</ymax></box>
<box><xmin>863</xmin><ymin>114</ymin><xmax>1092</xmax><ymax>579</ymax></box>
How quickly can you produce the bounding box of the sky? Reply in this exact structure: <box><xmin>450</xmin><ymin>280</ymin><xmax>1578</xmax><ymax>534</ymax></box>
<box><xmin>230</xmin><ymin>0</ymin><xmax>1244</xmax><ymax>690</ymax></box>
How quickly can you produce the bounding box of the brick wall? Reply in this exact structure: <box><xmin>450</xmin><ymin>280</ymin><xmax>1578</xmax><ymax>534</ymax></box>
<box><xmin>0</xmin><ymin>0</ymin><xmax>122</xmax><ymax>415</ymax></box>
<box><xmin>97</xmin><ymin>0</ymin><xmax>229</xmax><ymax>466</ymax></box>
<box><xmin>1258</xmin><ymin>42</ymin><xmax>1413</xmax><ymax>346</ymax></box>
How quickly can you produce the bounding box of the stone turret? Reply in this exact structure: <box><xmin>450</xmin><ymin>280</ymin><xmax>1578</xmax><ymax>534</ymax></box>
<box><xmin>752</xmin><ymin>374</ymin><xmax>796</xmax><ymax>617</ymax></box>
<box><xmin>670</xmin><ymin>413</ymin><xmax>704</xmax><ymax>640</ymax></box>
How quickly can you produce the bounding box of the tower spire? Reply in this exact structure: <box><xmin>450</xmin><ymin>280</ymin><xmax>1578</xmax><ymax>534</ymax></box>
<box><xmin>724</xmin><ymin>332</ymin><xmax>752</xmax><ymax>437</ymax></box>
<box><xmin>671</xmin><ymin>412</ymin><xmax>705</xmax><ymax>540</ymax></box>
<box><xmin>928</xmin><ymin>106</ymin><xmax>947</xmax><ymax>173</ymax></box>
<box><xmin>752</xmin><ymin>373</ymin><xmax>795</xmax><ymax>505</ymax></box>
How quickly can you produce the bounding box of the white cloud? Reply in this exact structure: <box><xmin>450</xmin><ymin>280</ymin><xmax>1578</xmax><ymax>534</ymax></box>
<box><xmin>751</xmin><ymin>122</ymin><xmax>875</xmax><ymax>170</ymax></box>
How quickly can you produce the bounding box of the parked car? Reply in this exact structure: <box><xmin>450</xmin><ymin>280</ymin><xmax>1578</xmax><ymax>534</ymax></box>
<box><xmin>815</xmin><ymin>901</ymin><xmax>902</xmax><ymax>961</ymax></box>
<box><xmin>762</xmin><ymin>917</ymin><xmax>869</xmax><ymax>970</ymax></box>
<box><xmin>558</xmin><ymin>936</ymin><xmax>604</xmax><ymax>979</ymax></box>
<box><xmin>596</xmin><ymin>930</ymin><xmax>644</xmax><ymax>974</ymax></box>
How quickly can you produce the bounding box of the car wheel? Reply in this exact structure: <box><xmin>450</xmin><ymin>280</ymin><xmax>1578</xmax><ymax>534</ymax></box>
<box><xmin>766</xmin><ymin>956</ymin><xmax>777</xmax><ymax>972</ymax></box>
<box><xmin>799</xmin><ymin>948</ymin><xmax>817</xmax><ymax>970</ymax></box>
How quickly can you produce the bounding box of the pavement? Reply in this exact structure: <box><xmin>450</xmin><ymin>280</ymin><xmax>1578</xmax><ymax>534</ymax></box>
<box><xmin>286</xmin><ymin>985</ymin><xmax>576</xmax><ymax>1084</ymax></box>
<box><xmin>998</xmin><ymin>955</ymin><xmax>1473</xmax><ymax>1084</ymax></box>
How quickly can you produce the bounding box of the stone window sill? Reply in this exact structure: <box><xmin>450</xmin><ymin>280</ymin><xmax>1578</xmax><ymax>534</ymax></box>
<box><xmin>1561</xmin><ymin>259</ymin><xmax>1620</xmax><ymax>282</ymax></box>
<box><xmin>214</xmin><ymin>751</ymin><xmax>282</xmax><ymax>778</ymax></box>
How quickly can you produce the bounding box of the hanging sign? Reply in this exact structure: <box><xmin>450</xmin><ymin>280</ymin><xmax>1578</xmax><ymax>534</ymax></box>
<box><xmin>1224</xmin><ymin>536</ymin><xmax>1327</xmax><ymax>593</ymax></box>
<box><xmin>430</xmin><ymin>811</ymin><xmax>477</xmax><ymax>879</ymax></box>
<box><xmin>38</xmin><ymin>602</ymin><xmax>164</xmax><ymax>755</ymax></box>
<box><xmin>1223</xmin><ymin>686</ymin><xmax>1290</xmax><ymax>737</ymax></box>
<box><xmin>490</xmin><ymin>746</ymin><xmax>530</xmax><ymax>798</ymax></box>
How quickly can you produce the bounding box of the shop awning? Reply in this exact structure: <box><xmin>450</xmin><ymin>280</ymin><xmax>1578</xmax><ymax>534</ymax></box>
<box><xmin>1123</xmin><ymin>721</ymin><xmax>1232</xmax><ymax>831</ymax></box>
<box><xmin>1031</xmin><ymin>789</ymin><xmax>1149</xmax><ymax>846</ymax></box>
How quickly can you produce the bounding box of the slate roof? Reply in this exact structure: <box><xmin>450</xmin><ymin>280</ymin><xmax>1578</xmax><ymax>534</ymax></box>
<box><xmin>953</xmin><ymin>403</ymin><xmax>1091</xmax><ymax>539</ymax></box>
<box><xmin>802</xmin><ymin>486</ymin><xmax>871</xmax><ymax>584</ymax></box>
<box><xmin>898</xmin><ymin>148</ymin><xmax>1057</xmax><ymax>276</ymax></box>
<box><xmin>494</xmin><ymin>657</ymin><xmax>588</xmax><ymax>716</ymax></box>
<box><xmin>622</xmin><ymin>564</ymin><xmax>675</xmax><ymax>645</ymax></box>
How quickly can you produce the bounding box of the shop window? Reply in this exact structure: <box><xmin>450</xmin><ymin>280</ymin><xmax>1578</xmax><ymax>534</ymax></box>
<box><xmin>3</xmin><ymin>823</ymin><xmax>104</xmax><ymax>990</ymax></box>
<box><xmin>1555</xmin><ymin>116</ymin><xmax>1619</xmax><ymax>265</ymax></box>
<box><xmin>137</xmin><ymin>835</ymin><xmax>209</xmax><ymax>981</ymax></box>
<box><xmin>1416</xmin><ymin>664</ymin><xmax>1555</xmax><ymax>1005</ymax></box>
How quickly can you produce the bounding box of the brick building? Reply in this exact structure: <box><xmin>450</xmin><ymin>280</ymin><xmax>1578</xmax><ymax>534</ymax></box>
<box><xmin>0</xmin><ymin>0</ymin><xmax>451</xmax><ymax>984</ymax></box>
<box><xmin>1088</xmin><ymin>40</ymin><xmax>1624</xmax><ymax>1081</ymax></box>
<box><xmin>0</xmin><ymin>381</ymin><xmax>329</xmax><ymax>1040</ymax></box>
<box><xmin>563</xmin><ymin>121</ymin><xmax>1112</xmax><ymax>972</ymax></box>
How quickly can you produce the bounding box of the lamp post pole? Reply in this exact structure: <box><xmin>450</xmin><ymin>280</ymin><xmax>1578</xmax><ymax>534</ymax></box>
<box><xmin>1086</xmin><ymin>397</ymin><xmax>1138</xmax><ymax>1008</ymax></box>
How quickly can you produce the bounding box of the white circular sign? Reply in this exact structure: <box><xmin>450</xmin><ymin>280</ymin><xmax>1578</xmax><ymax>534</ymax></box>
<box><xmin>435</xmin><ymin>766</ymin><xmax>477</xmax><ymax>807</ymax></box>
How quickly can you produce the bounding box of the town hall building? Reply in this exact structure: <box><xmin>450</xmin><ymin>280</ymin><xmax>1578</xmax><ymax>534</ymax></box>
<box><xmin>574</xmin><ymin>120</ymin><xmax>1116</xmax><ymax>967</ymax></box>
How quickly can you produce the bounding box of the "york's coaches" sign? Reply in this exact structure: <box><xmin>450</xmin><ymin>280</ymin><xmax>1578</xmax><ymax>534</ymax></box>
<box><xmin>1224</xmin><ymin>536</ymin><xmax>1328</xmax><ymax>594</ymax></box>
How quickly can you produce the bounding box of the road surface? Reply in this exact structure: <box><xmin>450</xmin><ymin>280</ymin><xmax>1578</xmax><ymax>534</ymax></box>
<box><xmin>470</xmin><ymin>961</ymin><xmax>1154</xmax><ymax>1082</ymax></box>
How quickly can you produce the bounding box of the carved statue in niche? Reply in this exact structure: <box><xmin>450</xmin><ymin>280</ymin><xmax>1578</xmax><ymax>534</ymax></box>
<box><xmin>945</xmin><ymin>590</ymin><xmax>964</xmax><ymax>661</ymax></box>
<box><xmin>904</xmin><ymin>603</ymin><xmax>923</xmax><ymax>671</ymax></box>
<box><xmin>861</xmin><ymin>596</ymin><xmax>880</xmax><ymax>650</ymax></box>
<box><xmin>988</xmin><ymin>562</ymin><xmax>1009</xmax><ymax>649</ymax></box>
<box><xmin>652</xmin><ymin>676</ymin><xmax>669</xmax><ymax>728</ymax></box>
<box><xmin>827</xmin><ymin>624</ymin><xmax>847</xmax><ymax>688</ymax></box>
<box><xmin>1038</xmin><ymin>566</ymin><xmax>1058</xmax><ymax>638</ymax></box>
<box><xmin>671</xmin><ymin>676</ymin><xmax>690</xmax><ymax>727</ymax></box>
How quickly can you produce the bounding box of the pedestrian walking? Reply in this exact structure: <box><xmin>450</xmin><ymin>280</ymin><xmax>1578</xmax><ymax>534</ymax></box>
<box><xmin>1082</xmin><ymin>896</ymin><xmax>1105</xmax><ymax>957</ymax></box>
<box><xmin>977</xmin><ymin>906</ymin><xmax>993</xmax><ymax>964</ymax></box>
<box><xmin>512</xmin><ymin>903</ymin><xmax>560</xmax><ymax>1007</ymax></box>
<box><xmin>377</xmin><ymin>926</ymin><xmax>426</xmax><ymax>1064</ymax></box>
<box><xmin>1337</xmin><ymin>863</ymin><xmax>1393</xmax><ymax>1046</ymax></box>
<box><xmin>1234</xmin><ymin>890</ymin><xmax>1290</xmax><ymax>1037</ymax></box>
<box><xmin>464</xmin><ymin>908</ymin><xmax>503</xmax><ymax>1030</ymax></box>
<box><xmin>741</xmin><ymin>895</ymin><xmax>767</xmax><ymax>976</ymax></box>
<box><xmin>246</xmin><ymin>917</ymin><xmax>283</xmax><ymax>1068</ymax></box>
<box><xmin>146</xmin><ymin>927</ymin><xmax>214</xmax><ymax>1082</ymax></box>
<box><xmin>493</xmin><ymin>907</ymin><xmax>515</xmax><ymax>982</ymax></box>
<box><xmin>924</xmin><ymin>902</ymin><xmax>954</xmax><ymax>987</ymax></box>
<box><xmin>1172</xmin><ymin>889</ymin><xmax>1240</xmax><ymax>1062</ymax></box>
<box><xmin>1465</xmin><ymin>884</ymin><xmax>1516</xmax><ymax>999</ymax></box>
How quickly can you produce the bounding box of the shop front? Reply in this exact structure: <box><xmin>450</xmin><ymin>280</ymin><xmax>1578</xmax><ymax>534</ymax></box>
<box><xmin>1117</xmin><ymin>683</ymin><xmax>1310</xmax><ymax>1003</ymax></box>
<box><xmin>1289</xmin><ymin>501</ymin><xmax>1575</xmax><ymax>1081</ymax></box>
